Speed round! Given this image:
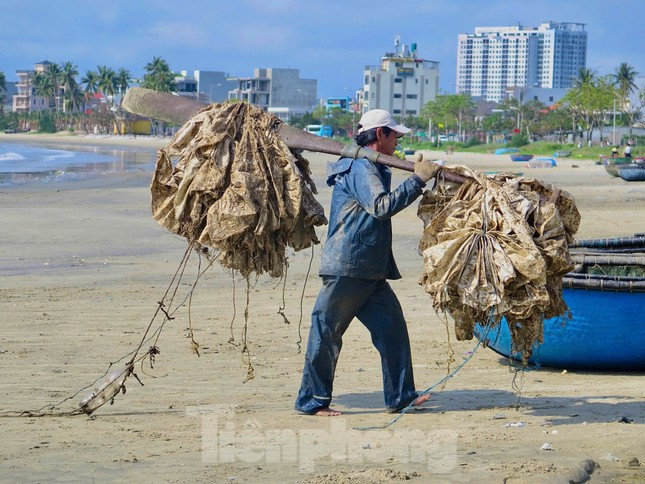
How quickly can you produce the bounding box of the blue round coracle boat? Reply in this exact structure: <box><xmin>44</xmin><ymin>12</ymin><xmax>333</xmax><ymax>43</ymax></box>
<box><xmin>475</xmin><ymin>236</ymin><xmax>645</xmax><ymax>371</ymax></box>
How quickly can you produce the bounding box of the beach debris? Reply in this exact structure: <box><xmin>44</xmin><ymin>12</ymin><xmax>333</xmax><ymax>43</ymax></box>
<box><xmin>628</xmin><ymin>457</ymin><xmax>640</xmax><ymax>467</ymax></box>
<box><xmin>618</xmin><ymin>416</ymin><xmax>633</xmax><ymax>424</ymax></box>
<box><xmin>541</xmin><ymin>442</ymin><xmax>553</xmax><ymax>451</ymax></box>
<box><xmin>603</xmin><ymin>452</ymin><xmax>620</xmax><ymax>462</ymax></box>
<box><xmin>151</xmin><ymin>102</ymin><xmax>327</xmax><ymax>278</ymax></box>
<box><xmin>491</xmin><ymin>412</ymin><xmax>506</xmax><ymax>420</ymax></box>
<box><xmin>503</xmin><ymin>421</ymin><xmax>526</xmax><ymax>428</ymax></box>
<box><xmin>79</xmin><ymin>366</ymin><xmax>130</xmax><ymax>415</ymax></box>
<box><xmin>418</xmin><ymin>168</ymin><xmax>580</xmax><ymax>362</ymax></box>
<box><xmin>561</xmin><ymin>369</ymin><xmax>568</xmax><ymax>375</ymax></box>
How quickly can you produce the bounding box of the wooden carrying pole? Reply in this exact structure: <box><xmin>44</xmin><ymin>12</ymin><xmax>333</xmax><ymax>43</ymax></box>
<box><xmin>122</xmin><ymin>88</ymin><xmax>467</xmax><ymax>184</ymax></box>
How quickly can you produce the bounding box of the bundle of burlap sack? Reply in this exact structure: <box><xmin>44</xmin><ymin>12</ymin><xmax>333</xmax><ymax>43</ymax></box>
<box><xmin>150</xmin><ymin>102</ymin><xmax>327</xmax><ymax>278</ymax></box>
<box><xmin>417</xmin><ymin>167</ymin><xmax>580</xmax><ymax>362</ymax></box>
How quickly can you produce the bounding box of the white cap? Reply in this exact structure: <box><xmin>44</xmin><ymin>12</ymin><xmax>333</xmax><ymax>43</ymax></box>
<box><xmin>357</xmin><ymin>109</ymin><xmax>410</xmax><ymax>137</ymax></box>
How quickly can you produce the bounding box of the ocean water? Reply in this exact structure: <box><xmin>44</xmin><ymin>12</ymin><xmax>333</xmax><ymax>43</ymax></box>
<box><xmin>0</xmin><ymin>141</ymin><xmax>158</xmax><ymax>185</ymax></box>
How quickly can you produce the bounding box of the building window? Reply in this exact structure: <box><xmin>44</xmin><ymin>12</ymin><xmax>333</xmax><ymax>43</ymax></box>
<box><xmin>393</xmin><ymin>93</ymin><xmax>402</xmax><ymax>98</ymax></box>
<box><xmin>393</xmin><ymin>109</ymin><xmax>401</xmax><ymax>114</ymax></box>
<box><xmin>549</xmin><ymin>96</ymin><xmax>554</xmax><ymax>102</ymax></box>
<box><xmin>364</xmin><ymin>75</ymin><xmax>369</xmax><ymax>85</ymax></box>
<box><xmin>406</xmin><ymin>94</ymin><xmax>417</xmax><ymax>99</ymax></box>
<box><xmin>406</xmin><ymin>110</ymin><xmax>416</xmax><ymax>115</ymax></box>
<box><xmin>394</xmin><ymin>78</ymin><xmax>402</xmax><ymax>83</ymax></box>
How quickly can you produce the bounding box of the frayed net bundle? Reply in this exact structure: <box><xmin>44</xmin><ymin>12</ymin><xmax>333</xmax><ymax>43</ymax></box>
<box><xmin>417</xmin><ymin>167</ymin><xmax>580</xmax><ymax>362</ymax></box>
<box><xmin>150</xmin><ymin>102</ymin><xmax>327</xmax><ymax>278</ymax></box>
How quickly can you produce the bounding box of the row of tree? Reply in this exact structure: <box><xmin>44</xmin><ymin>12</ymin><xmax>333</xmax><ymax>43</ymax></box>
<box><xmin>0</xmin><ymin>57</ymin><xmax>179</xmax><ymax>132</ymax></box>
<box><xmin>402</xmin><ymin>63</ymin><xmax>643</xmax><ymax>144</ymax></box>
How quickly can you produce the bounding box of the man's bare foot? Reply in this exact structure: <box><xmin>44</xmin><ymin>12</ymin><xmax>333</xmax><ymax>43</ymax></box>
<box><xmin>313</xmin><ymin>406</ymin><xmax>342</xmax><ymax>417</ymax></box>
<box><xmin>413</xmin><ymin>393</ymin><xmax>430</xmax><ymax>406</ymax></box>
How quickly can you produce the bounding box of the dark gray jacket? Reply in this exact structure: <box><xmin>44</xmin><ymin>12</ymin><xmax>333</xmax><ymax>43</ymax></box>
<box><xmin>319</xmin><ymin>157</ymin><xmax>426</xmax><ymax>280</ymax></box>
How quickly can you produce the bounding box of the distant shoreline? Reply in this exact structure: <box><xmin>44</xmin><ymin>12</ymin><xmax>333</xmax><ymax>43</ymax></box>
<box><xmin>0</xmin><ymin>132</ymin><xmax>169</xmax><ymax>149</ymax></box>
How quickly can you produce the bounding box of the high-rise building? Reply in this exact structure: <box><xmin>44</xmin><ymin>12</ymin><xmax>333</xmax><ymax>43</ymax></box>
<box><xmin>456</xmin><ymin>21</ymin><xmax>587</xmax><ymax>102</ymax></box>
<box><xmin>227</xmin><ymin>68</ymin><xmax>317</xmax><ymax>122</ymax></box>
<box><xmin>359</xmin><ymin>36</ymin><xmax>439</xmax><ymax>117</ymax></box>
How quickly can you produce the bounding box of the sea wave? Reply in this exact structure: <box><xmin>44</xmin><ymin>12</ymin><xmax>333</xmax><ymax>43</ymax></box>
<box><xmin>0</xmin><ymin>152</ymin><xmax>26</xmax><ymax>162</ymax></box>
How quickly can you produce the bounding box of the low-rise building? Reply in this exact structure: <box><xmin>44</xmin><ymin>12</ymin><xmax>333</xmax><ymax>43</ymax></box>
<box><xmin>228</xmin><ymin>68</ymin><xmax>317</xmax><ymax>121</ymax></box>
<box><xmin>504</xmin><ymin>86</ymin><xmax>569</xmax><ymax>106</ymax></box>
<box><xmin>175</xmin><ymin>70</ymin><xmax>237</xmax><ymax>103</ymax></box>
<box><xmin>358</xmin><ymin>36</ymin><xmax>440</xmax><ymax>117</ymax></box>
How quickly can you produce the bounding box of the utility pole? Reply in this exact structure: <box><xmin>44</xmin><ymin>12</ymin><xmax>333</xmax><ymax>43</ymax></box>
<box><xmin>612</xmin><ymin>97</ymin><xmax>616</xmax><ymax>146</ymax></box>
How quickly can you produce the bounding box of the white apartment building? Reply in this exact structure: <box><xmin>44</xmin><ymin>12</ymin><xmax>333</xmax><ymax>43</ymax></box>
<box><xmin>12</xmin><ymin>60</ymin><xmax>55</xmax><ymax>113</ymax></box>
<box><xmin>456</xmin><ymin>21</ymin><xmax>587</xmax><ymax>102</ymax></box>
<box><xmin>359</xmin><ymin>36</ymin><xmax>439</xmax><ymax>117</ymax></box>
<box><xmin>228</xmin><ymin>68</ymin><xmax>317</xmax><ymax>122</ymax></box>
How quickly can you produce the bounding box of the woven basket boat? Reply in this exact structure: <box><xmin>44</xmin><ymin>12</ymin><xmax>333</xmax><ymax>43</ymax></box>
<box><xmin>475</xmin><ymin>235</ymin><xmax>645</xmax><ymax>370</ymax></box>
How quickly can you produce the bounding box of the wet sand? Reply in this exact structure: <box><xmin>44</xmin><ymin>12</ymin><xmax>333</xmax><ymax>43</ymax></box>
<box><xmin>0</xmin><ymin>136</ymin><xmax>643</xmax><ymax>482</ymax></box>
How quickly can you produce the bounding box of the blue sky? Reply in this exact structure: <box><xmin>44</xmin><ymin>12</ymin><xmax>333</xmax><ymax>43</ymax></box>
<box><xmin>1</xmin><ymin>0</ymin><xmax>643</xmax><ymax>98</ymax></box>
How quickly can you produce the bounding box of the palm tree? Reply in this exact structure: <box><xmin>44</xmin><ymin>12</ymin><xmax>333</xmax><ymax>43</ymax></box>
<box><xmin>81</xmin><ymin>70</ymin><xmax>99</xmax><ymax>95</ymax></box>
<box><xmin>45</xmin><ymin>62</ymin><xmax>63</xmax><ymax>111</ymax></box>
<box><xmin>97</xmin><ymin>65</ymin><xmax>117</xmax><ymax>107</ymax></box>
<box><xmin>0</xmin><ymin>70</ymin><xmax>6</xmax><ymax>115</ymax></box>
<box><xmin>573</xmin><ymin>67</ymin><xmax>596</xmax><ymax>88</ymax></box>
<box><xmin>32</xmin><ymin>72</ymin><xmax>55</xmax><ymax>101</ymax></box>
<box><xmin>612</xmin><ymin>63</ymin><xmax>640</xmax><ymax>139</ymax></box>
<box><xmin>141</xmin><ymin>56</ymin><xmax>176</xmax><ymax>93</ymax></box>
<box><xmin>612</xmin><ymin>62</ymin><xmax>639</xmax><ymax>96</ymax></box>
<box><xmin>59</xmin><ymin>62</ymin><xmax>78</xmax><ymax>113</ymax></box>
<box><xmin>115</xmin><ymin>68</ymin><xmax>132</xmax><ymax>97</ymax></box>
<box><xmin>64</xmin><ymin>82</ymin><xmax>85</xmax><ymax>113</ymax></box>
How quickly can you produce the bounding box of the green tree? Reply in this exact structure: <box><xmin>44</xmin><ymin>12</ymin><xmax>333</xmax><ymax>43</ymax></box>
<box><xmin>115</xmin><ymin>68</ymin><xmax>132</xmax><ymax>96</ymax></box>
<box><xmin>563</xmin><ymin>75</ymin><xmax>616</xmax><ymax>142</ymax></box>
<box><xmin>421</xmin><ymin>93</ymin><xmax>474</xmax><ymax>141</ymax></box>
<box><xmin>612</xmin><ymin>63</ymin><xmax>640</xmax><ymax>139</ymax></box>
<box><xmin>0</xmin><ymin>70</ymin><xmax>6</xmax><ymax>115</ymax></box>
<box><xmin>613</xmin><ymin>63</ymin><xmax>639</xmax><ymax>96</ymax></box>
<box><xmin>32</xmin><ymin>72</ymin><xmax>55</xmax><ymax>102</ymax></box>
<box><xmin>46</xmin><ymin>62</ymin><xmax>62</xmax><ymax>111</ymax></box>
<box><xmin>573</xmin><ymin>67</ymin><xmax>596</xmax><ymax>88</ymax></box>
<box><xmin>97</xmin><ymin>65</ymin><xmax>117</xmax><ymax>109</ymax></box>
<box><xmin>520</xmin><ymin>99</ymin><xmax>547</xmax><ymax>141</ymax></box>
<box><xmin>481</xmin><ymin>112</ymin><xmax>514</xmax><ymax>136</ymax></box>
<box><xmin>288</xmin><ymin>112</ymin><xmax>322</xmax><ymax>129</ymax></box>
<box><xmin>64</xmin><ymin>82</ymin><xmax>85</xmax><ymax>114</ymax></box>
<box><xmin>81</xmin><ymin>70</ymin><xmax>99</xmax><ymax>95</ymax></box>
<box><xmin>141</xmin><ymin>57</ymin><xmax>176</xmax><ymax>93</ymax></box>
<box><xmin>60</xmin><ymin>62</ymin><xmax>78</xmax><ymax>113</ymax></box>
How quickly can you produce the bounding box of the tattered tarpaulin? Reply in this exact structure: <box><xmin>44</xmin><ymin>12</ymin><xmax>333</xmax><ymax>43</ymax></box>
<box><xmin>150</xmin><ymin>102</ymin><xmax>327</xmax><ymax>278</ymax></box>
<box><xmin>417</xmin><ymin>167</ymin><xmax>580</xmax><ymax>362</ymax></box>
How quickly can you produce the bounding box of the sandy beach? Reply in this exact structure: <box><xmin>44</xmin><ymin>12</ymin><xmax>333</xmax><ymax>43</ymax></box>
<box><xmin>0</xmin><ymin>134</ymin><xmax>643</xmax><ymax>483</ymax></box>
